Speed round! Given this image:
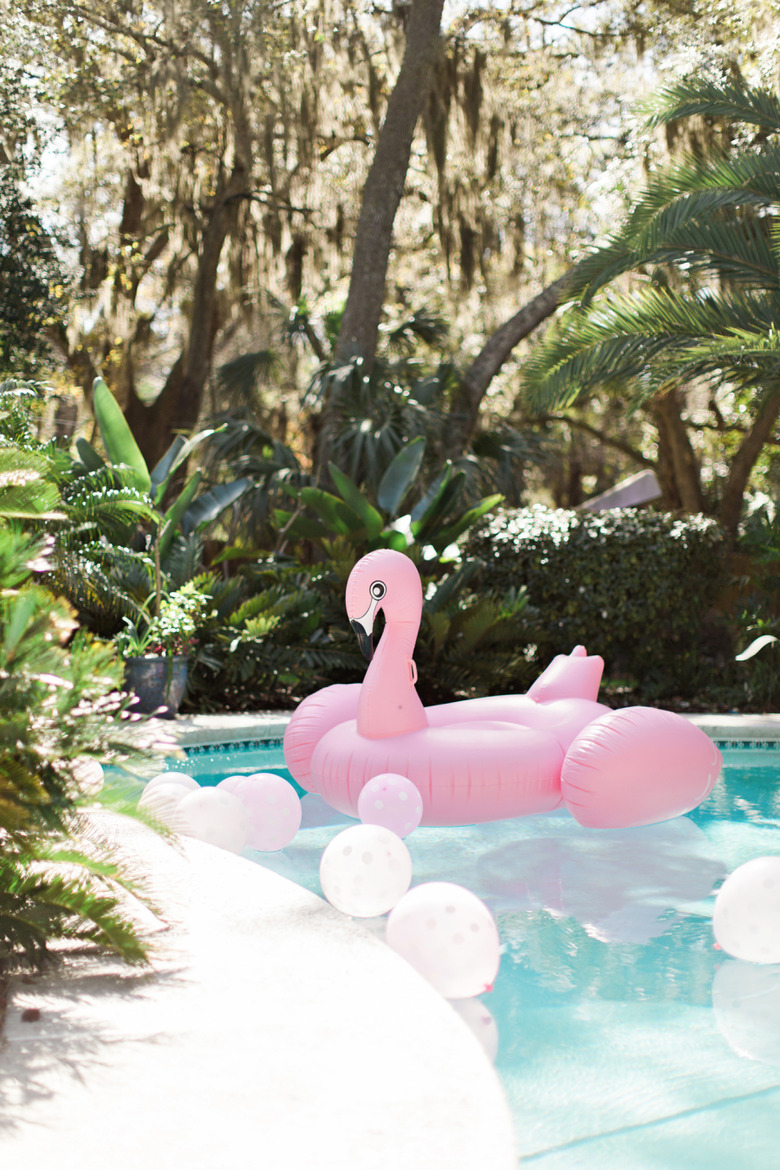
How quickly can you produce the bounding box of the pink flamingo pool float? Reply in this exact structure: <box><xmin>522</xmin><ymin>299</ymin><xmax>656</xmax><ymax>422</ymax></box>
<box><xmin>283</xmin><ymin>550</ymin><xmax>722</xmax><ymax>828</ymax></box>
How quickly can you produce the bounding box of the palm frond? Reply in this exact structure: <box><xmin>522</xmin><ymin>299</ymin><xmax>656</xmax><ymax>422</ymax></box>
<box><xmin>50</xmin><ymin>546</ymin><xmax>152</xmax><ymax>633</ymax></box>
<box><xmin>62</xmin><ymin>486</ymin><xmax>156</xmax><ymax>544</ymax></box>
<box><xmin>524</xmin><ymin>287</ymin><xmax>780</xmax><ymax>408</ymax></box>
<box><xmin>215</xmin><ymin>349</ymin><xmax>280</xmax><ymax>407</ymax></box>
<box><xmin>571</xmin><ymin>144</ymin><xmax>780</xmax><ymax>300</ymax></box>
<box><xmin>386</xmin><ymin>308</ymin><xmax>450</xmax><ymax>352</ymax></box>
<box><xmin>0</xmin><ymin>446</ymin><xmax>62</xmax><ymax>519</ymax></box>
<box><xmin>0</xmin><ymin>857</ymin><xmax>148</xmax><ymax>966</ymax></box>
<box><xmin>641</xmin><ymin>78</ymin><xmax>780</xmax><ymax>133</ymax></box>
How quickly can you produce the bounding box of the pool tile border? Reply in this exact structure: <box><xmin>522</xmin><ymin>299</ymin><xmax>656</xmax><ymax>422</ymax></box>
<box><xmin>171</xmin><ymin>713</ymin><xmax>780</xmax><ymax>758</ymax></box>
<box><xmin>714</xmin><ymin>738</ymin><xmax>780</xmax><ymax>750</ymax></box>
<box><xmin>183</xmin><ymin>736</ymin><xmax>286</xmax><ymax>755</ymax></box>
<box><xmin>181</xmin><ymin>735</ymin><xmax>780</xmax><ymax>754</ymax></box>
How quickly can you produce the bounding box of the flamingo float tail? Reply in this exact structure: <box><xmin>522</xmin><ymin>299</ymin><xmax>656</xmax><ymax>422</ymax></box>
<box><xmin>526</xmin><ymin>645</ymin><xmax>605</xmax><ymax>704</ymax></box>
<box><xmin>561</xmin><ymin>707</ymin><xmax>722</xmax><ymax>829</ymax></box>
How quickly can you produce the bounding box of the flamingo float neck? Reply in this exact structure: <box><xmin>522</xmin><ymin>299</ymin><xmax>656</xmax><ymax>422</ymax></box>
<box><xmin>347</xmin><ymin>550</ymin><xmax>429</xmax><ymax>739</ymax></box>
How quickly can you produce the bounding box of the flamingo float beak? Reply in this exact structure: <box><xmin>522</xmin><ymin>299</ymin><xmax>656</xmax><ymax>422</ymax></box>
<box><xmin>350</xmin><ymin>616</ymin><xmax>374</xmax><ymax>660</ymax></box>
<box><xmin>350</xmin><ymin>589</ymin><xmax>385</xmax><ymax>660</ymax></box>
<box><xmin>349</xmin><ymin>579</ymin><xmax>387</xmax><ymax>661</ymax></box>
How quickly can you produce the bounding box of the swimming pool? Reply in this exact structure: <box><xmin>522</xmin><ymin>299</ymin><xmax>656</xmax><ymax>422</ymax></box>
<box><xmin>169</xmin><ymin>740</ymin><xmax>780</xmax><ymax>1168</ymax></box>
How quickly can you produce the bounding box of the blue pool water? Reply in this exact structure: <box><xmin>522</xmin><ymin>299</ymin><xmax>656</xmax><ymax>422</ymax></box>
<box><xmin>169</xmin><ymin>741</ymin><xmax>780</xmax><ymax>1168</ymax></box>
<box><xmin>174</xmin><ymin>739</ymin><xmax>306</xmax><ymax>795</ymax></box>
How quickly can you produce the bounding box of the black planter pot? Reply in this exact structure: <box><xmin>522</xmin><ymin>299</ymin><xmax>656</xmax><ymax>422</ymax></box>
<box><xmin>124</xmin><ymin>655</ymin><xmax>188</xmax><ymax>718</ymax></box>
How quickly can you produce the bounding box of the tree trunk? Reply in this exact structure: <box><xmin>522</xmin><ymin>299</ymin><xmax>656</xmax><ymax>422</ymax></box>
<box><xmin>123</xmin><ymin>166</ymin><xmax>245</xmax><ymax>467</ymax></box>
<box><xmin>333</xmin><ymin>0</ymin><xmax>445</xmax><ymax>368</ymax></box>
<box><xmin>313</xmin><ymin>0</ymin><xmax>444</xmax><ymax>480</ymax></box>
<box><xmin>651</xmin><ymin>388</ymin><xmax>705</xmax><ymax>514</ymax></box>
<box><xmin>46</xmin><ymin>323</ymin><xmax>100</xmax><ymax>398</ymax></box>
<box><xmin>443</xmin><ymin>270</ymin><xmax>572</xmax><ymax>458</ymax></box>
<box><xmin>111</xmin><ymin>167</ymin><xmax>148</xmax><ymax>411</ymax></box>
<box><xmin>719</xmin><ymin>386</ymin><xmax>780</xmax><ymax>542</ymax></box>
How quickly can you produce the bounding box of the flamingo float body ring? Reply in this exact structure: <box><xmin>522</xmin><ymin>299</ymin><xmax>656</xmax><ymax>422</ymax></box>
<box><xmin>283</xmin><ymin>550</ymin><xmax>722</xmax><ymax>828</ymax></box>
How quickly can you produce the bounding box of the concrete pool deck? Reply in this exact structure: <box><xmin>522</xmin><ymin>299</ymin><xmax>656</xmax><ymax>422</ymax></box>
<box><xmin>0</xmin><ymin>713</ymin><xmax>517</xmax><ymax>1170</ymax></box>
<box><xmin>2</xmin><ymin>710</ymin><xmax>778</xmax><ymax>1169</ymax></box>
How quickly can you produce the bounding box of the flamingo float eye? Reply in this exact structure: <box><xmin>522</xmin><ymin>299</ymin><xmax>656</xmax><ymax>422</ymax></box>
<box><xmin>370</xmin><ymin>581</ymin><xmax>386</xmax><ymax>600</ymax></box>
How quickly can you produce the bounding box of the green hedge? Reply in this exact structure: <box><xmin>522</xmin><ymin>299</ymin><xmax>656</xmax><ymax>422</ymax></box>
<box><xmin>465</xmin><ymin>505</ymin><xmax>728</xmax><ymax>700</ymax></box>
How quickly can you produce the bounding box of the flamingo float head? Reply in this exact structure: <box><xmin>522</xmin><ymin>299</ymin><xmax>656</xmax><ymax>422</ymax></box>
<box><xmin>346</xmin><ymin>549</ymin><xmax>423</xmax><ymax>660</ymax></box>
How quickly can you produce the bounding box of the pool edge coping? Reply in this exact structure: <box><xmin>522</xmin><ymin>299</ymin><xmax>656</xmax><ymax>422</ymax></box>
<box><xmin>170</xmin><ymin>709</ymin><xmax>780</xmax><ymax>748</ymax></box>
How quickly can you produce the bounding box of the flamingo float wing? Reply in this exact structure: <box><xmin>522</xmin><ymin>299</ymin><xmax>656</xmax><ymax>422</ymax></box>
<box><xmin>283</xmin><ymin>683</ymin><xmax>361</xmax><ymax>794</ymax></box>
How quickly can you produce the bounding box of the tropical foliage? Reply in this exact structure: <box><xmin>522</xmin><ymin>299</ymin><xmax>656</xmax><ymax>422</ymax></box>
<box><xmin>275</xmin><ymin>435</ymin><xmax>502</xmax><ymax>561</ymax></box>
<box><xmin>0</xmin><ymin>418</ymin><xmax>160</xmax><ymax>971</ymax></box>
<box><xmin>52</xmin><ymin>377</ymin><xmax>250</xmax><ymax>640</ymax></box>
<box><xmin>0</xmin><ymin>66</ymin><xmax>67</xmax><ymax>376</ymax></box>
<box><xmin>0</xmin><ymin>172</ymin><xmax>65</xmax><ymax>375</ymax></box>
<box><xmin>521</xmin><ymin>76</ymin><xmax>780</xmax><ymax>540</ymax></box>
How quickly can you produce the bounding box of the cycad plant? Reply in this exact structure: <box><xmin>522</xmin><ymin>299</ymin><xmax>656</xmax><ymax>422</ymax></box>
<box><xmin>186</xmin><ymin>558</ymin><xmax>362</xmax><ymax>710</ymax></box>
<box><xmin>308</xmin><ymin>338</ymin><xmax>538</xmax><ymax>509</ymax></box>
<box><xmin>209</xmin><ymin>300</ymin><xmax>540</xmax><ymax>551</ymax></box>
<box><xmin>0</xmin><ymin>456</ymin><xmax>158</xmax><ymax>972</ymax></box>
<box><xmin>522</xmin><ymin>76</ymin><xmax>780</xmax><ymax>540</ymax></box>
<box><xmin>414</xmin><ymin>563</ymin><xmax>533</xmax><ymax>703</ymax></box>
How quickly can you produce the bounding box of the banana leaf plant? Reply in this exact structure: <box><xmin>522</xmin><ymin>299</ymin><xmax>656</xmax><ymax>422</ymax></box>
<box><xmin>59</xmin><ymin>378</ymin><xmax>251</xmax><ymax>636</ymax></box>
<box><xmin>274</xmin><ymin>436</ymin><xmax>503</xmax><ymax>560</ymax></box>
<box><xmin>74</xmin><ymin>378</ymin><xmax>252</xmax><ymax>563</ymax></box>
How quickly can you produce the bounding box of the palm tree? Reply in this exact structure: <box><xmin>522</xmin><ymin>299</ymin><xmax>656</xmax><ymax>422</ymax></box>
<box><xmin>522</xmin><ymin>77</ymin><xmax>780</xmax><ymax>541</ymax></box>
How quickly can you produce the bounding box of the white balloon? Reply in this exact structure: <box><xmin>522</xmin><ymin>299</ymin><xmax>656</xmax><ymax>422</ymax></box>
<box><xmin>319</xmin><ymin>824</ymin><xmax>412</xmax><ymax>917</ymax></box>
<box><xmin>138</xmin><ymin>781</ymin><xmax>193</xmax><ymax>828</ymax></box>
<box><xmin>72</xmin><ymin>757</ymin><xmax>104</xmax><ymax>795</ymax></box>
<box><xmin>144</xmin><ymin>771</ymin><xmax>199</xmax><ymax>794</ymax></box>
<box><xmin>219</xmin><ymin>772</ymin><xmax>302</xmax><ymax>851</ymax></box>
<box><xmin>386</xmin><ymin>882</ymin><xmax>501</xmax><ymax>999</ymax></box>
<box><xmin>357</xmin><ymin>773</ymin><xmax>423</xmax><ymax>838</ymax></box>
<box><xmin>713</xmin><ymin>857</ymin><xmax>780</xmax><ymax>963</ymax></box>
<box><xmin>177</xmin><ymin>787</ymin><xmax>249</xmax><ymax>853</ymax></box>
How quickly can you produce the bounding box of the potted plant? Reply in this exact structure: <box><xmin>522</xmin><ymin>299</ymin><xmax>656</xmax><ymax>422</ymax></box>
<box><xmin>116</xmin><ymin>582</ymin><xmax>214</xmax><ymax>717</ymax></box>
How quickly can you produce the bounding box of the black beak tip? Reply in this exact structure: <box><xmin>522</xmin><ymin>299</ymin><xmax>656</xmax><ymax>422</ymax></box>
<box><xmin>351</xmin><ymin>619</ymin><xmax>374</xmax><ymax>661</ymax></box>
